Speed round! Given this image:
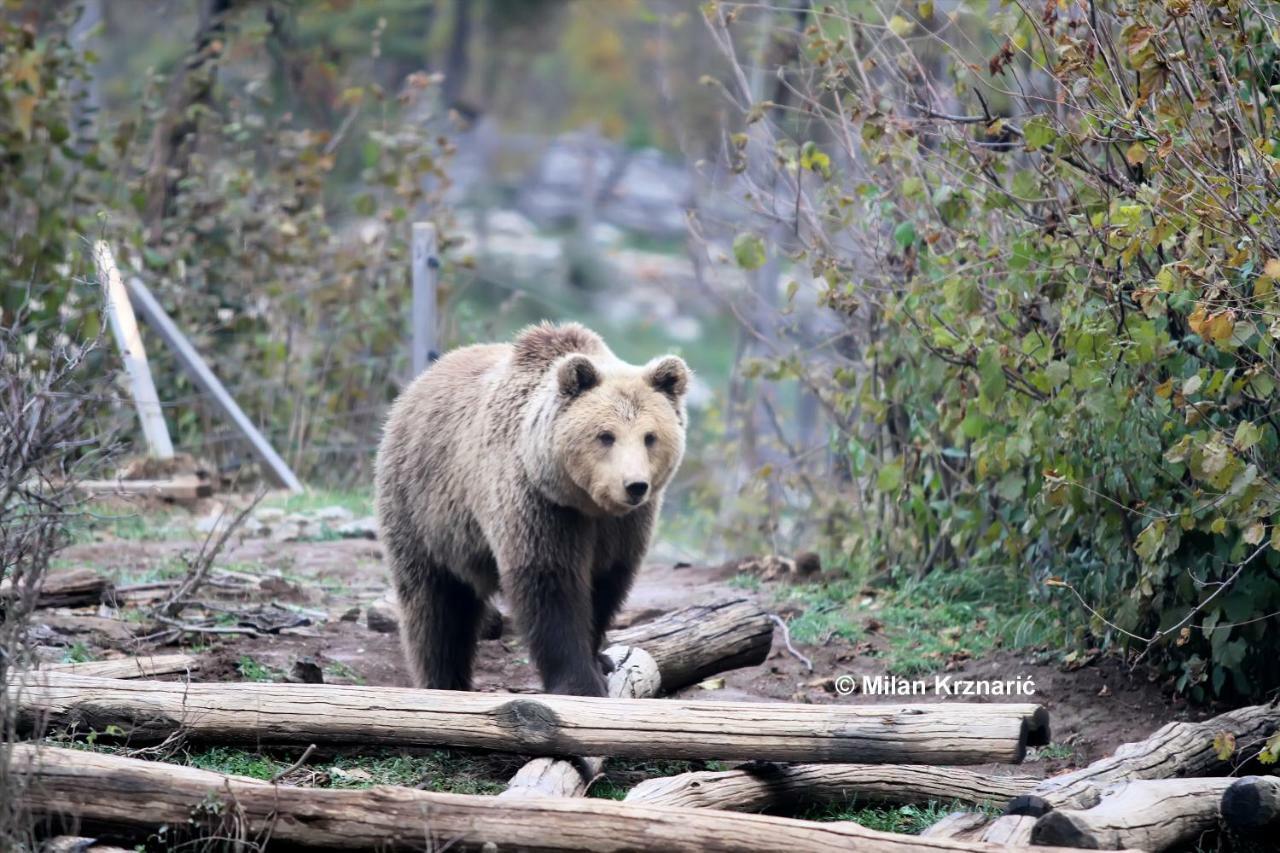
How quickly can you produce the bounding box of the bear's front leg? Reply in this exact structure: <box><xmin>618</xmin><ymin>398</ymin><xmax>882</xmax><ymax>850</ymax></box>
<box><xmin>508</xmin><ymin>560</ymin><xmax>606</xmax><ymax>696</ymax></box>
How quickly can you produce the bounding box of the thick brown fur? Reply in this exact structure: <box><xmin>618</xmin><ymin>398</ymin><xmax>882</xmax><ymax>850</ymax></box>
<box><xmin>375</xmin><ymin>322</ymin><xmax>689</xmax><ymax>696</ymax></box>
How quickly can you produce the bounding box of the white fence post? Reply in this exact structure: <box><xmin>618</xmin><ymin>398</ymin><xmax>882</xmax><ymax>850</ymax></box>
<box><xmin>93</xmin><ymin>240</ymin><xmax>174</xmax><ymax>460</ymax></box>
<box><xmin>411</xmin><ymin>222</ymin><xmax>439</xmax><ymax>378</ymax></box>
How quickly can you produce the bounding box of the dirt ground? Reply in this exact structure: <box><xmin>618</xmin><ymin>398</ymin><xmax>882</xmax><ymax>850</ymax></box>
<box><xmin>46</xmin><ymin>498</ymin><xmax>1218</xmax><ymax>787</ymax></box>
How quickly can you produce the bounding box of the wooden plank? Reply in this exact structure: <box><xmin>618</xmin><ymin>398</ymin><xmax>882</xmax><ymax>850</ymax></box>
<box><xmin>12</xmin><ymin>745</ymin><xmax>1129</xmax><ymax>853</ymax></box>
<box><xmin>93</xmin><ymin>241</ymin><xmax>173</xmax><ymax>460</ymax></box>
<box><xmin>123</xmin><ymin>276</ymin><xmax>303</xmax><ymax>493</ymax></box>
<box><xmin>13</xmin><ymin>673</ymin><xmax>1046</xmax><ymax>765</ymax></box>
<box><xmin>72</xmin><ymin>475</ymin><xmax>211</xmax><ymax>501</ymax></box>
<box><xmin>42</xmin><ymin>653</ymin><xmax>201</xmax><ymax>679</ymax></box>
<box><xmin>410</xmin><ymin>221</ymin><xmax>439</xmax><ymax>377</ymax></box>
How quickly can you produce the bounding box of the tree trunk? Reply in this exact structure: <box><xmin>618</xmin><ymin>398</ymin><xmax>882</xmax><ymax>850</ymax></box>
<box><xmin>625</xmin><ymin>763</ymin><xmax>1037</xmax><ymax>812</ymax></box>
<box><xmin>13</xmin><ymin>673</ymin><xmax>1044</xmax><ymax>765</ymax></box>
<box><xmin>1031</xmin><ymin>778</ymin><xmax>1235</xmax><ymax>851</ymax></box>
<box><xmin>608</xmin><ymin>598</ymin><xmax>773</xmax><ymax>693</ymax></box>
<box><xmin>0</xmin><ymin>568</ymin><xmax>109</xmax><ymax>609</ymax></box>
<box><xmin>1220</xmin><ymin>774</ymin><xmax>1280</xmax><ymax>833</ymax></box>
<box><xmin>10</xmin><ymin>744</ymin><xmax>1129</xmax><ymax>853</ymax></box>
<box><xmin>1005</xmin><ymin>702</ymin><xmax>1279</xmax><ymax>814</ymax></box>
<box><xmin>965</xmin><ymin>701</ymin><xmax>1280</xmax><ymax>845</ymax></box>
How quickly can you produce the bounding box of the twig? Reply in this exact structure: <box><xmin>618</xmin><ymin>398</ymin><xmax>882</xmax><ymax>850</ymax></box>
<box><xmin>158</xmin><ymin>489</ymin><xmax>266</xmax><ymax>619</ymax></box>
<box><xmin>768</xmin><ymin>613</ymin><xmax>813</xmax><ymax>672</ymax></box>
<box><xmin>271</xmin><ymin>743</ymin><xmax>317</xmax><ymax>783</ymax></box>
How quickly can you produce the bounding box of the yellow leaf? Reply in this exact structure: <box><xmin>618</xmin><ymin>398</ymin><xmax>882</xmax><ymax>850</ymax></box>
<box><xmin>1187</xmin><ymin>303</ymin><xmax>1208</xmax><ymax>336</ymax></box>
<box><xmin>1207</xmin><ymin>311</ymin><xmax>1235</xmax><ymax>344</ymax></box>
<box><xmin>1155</xmin><ymin>378</ymin><xmax>1173</xmax><ymax>398</ymax></box>
<box><xmin>1244</xmin><ymin>522</ymin><xmax>1266</xmax><ymax>545</ymax></box>
<box><xmin>11</xmin><ymin>95</ymin><xmax>38</xmax><ymax>140</ymax></box>
<box><xmin>1213</xmin><ymin>731</ymin><xmax>1236</xmax><ymax>761</ymax></box>
<box><xmin>888</xmin><ymin>15</ymin><xmax>915</xmax><ymax>37</ymax></box>
<box><xmin>697</xmin><ymin>677</ymin><xmax>726</xmax><ymax>690</ymax></box>
<box><xmin>1125</xmin><ymin>141</ymin><xmax>1149</xmax><ymax>166</ymax></box>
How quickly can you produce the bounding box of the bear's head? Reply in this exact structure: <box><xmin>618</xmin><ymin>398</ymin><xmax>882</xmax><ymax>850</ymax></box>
<box><xmin>526</xmin><ymin>348</ymin><xmax>689</xmax><ymax>517</ymax></box>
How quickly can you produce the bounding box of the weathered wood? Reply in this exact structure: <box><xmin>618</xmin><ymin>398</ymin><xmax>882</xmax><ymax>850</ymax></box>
<box><xmin>10</xmin><ymin>745</ymin><xmax>1129</xmax><ymax>853</ymax></box>
<box><xmin>981</xmin><ymin>814</ymin><xmax>1036</xmax><ymax>846</ymax></box>
<box><xmin>920</xmin><ymin>812</ymin><xmax>991</xmax><ymax>841</ymax></box>
<box><xmin>42</xmin><ymin>653</ymin><xmax>200</xmax><ymax>679</ymax></box>
<box><xmin>1004</xmin><ymin>702</ymin><xmax>1280</xmax><ymax>814</ymax></box>
<box><xmin>1032</xmin><ymin>777</ymin><xmax>1234</xmax><ymax>850</ymax></box>
<box><xmin>1221</xmin><ymin>774</ymin><xmax>1280</xmax><ymax>832</ymax></box>
<box><xmin>94</xmin><ymin>240</ymin><xmax>173</xmax><ymax>460</ymax></box>
<box><xmin>410</xmin><ymin>221</ymin><xmax>439</xmax><ymax>377</ymax></box>
<box><xmin>502</xmin><ymin>645</ymin><xmax>662</xmax><ymax>798</ymax></box>
<box><xmin>13</xmin><ymin>673</ymin><xmax>1044</xmax><ymax>765</ymax></box>
<box><xmin>0</xmin><ymin>568</ymin><xmax>110</xmax><ymax>609</ymax></box>
<box><xmin>608</xmin><ymin>598</ymin><xmax>774</xmax><ymax>693</ymax></box>
<box><xmin>624</xmin><ymin>762</ymin><xmax>1037</xmax><ymax>812</ymax></box>
<box><xmin>124</xmin><ymin>276</ymin><xmax>303</xmax><ymax>493</ymax></box>
<box><xmin>73</xmin><ymin>475</ymin><xmax>212</xmax><ymax>501</ymax></box>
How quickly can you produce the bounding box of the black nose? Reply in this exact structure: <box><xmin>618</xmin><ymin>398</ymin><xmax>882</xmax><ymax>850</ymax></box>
<box><xmin>625</xmin><ymin>481</ymin><xmax>649</xmax><ymax>502</ymax></box>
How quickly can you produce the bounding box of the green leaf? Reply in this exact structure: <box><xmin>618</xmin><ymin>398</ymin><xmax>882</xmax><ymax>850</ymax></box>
<box><xmin>893</xmin><ymin>221</ymin><xmax>917</xmax><ymax>249</ymax></box>
<box><xmin>877</xmin><ymin>460</ymin><xmax>904</xmax><ymax>491</ymax></box>
<box><xmin>1022</xmin><ymin>117</ymin><xmax>1056</xmax><ymax>150</ymax></box>
<box><xmin>732</xmin><ymin>233</ymin><xmax>767</xmax><ymax>270</ymax></box>
<box><xmin>800</xmin><ymin>141</ymin><xmax>831</xmax><ymax>179</ymax></box>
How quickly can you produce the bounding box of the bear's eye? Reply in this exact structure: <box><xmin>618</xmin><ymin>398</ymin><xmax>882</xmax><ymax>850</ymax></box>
<box><xmin>644</xmin><ymin>432</ymin><xmax>657</xmax><ymax>448</ymax></box>
<box><xmin>598</xmin><ymin>432</ymin><xmax>615</xmax><ymax>447</ymax></box>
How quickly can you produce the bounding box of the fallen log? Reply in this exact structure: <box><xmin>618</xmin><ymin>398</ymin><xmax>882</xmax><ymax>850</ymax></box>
<box><xmin>920</xmin><ymin>812</ymin><xmax>991</xmax><ymax>842</ymax></box>
<box><xmin>608</xmin><ymin>598</ymin><xmax>773</xmax><ymax>693</ymax></box>
<box><xmin>972</xmin><ymin>700</ymin><xmax>1279</xmax><ymax>845</ymax></box>
<box><xmin>1005</xmin><ymin>702</ymin><xmax>1278</xmax><ymax>814</ymax></box>
<box><xmin>11</xmin><ymin>744</ymin><xmax>1134</xmax><ymax>853</ymax></box>
<box><xmin>72</xmin><ymin>475</ymin><xmax>212</xmax><ymax>501</ymax></box>
<box><xmin>501</xmin><ymin>645</ymin><xmax>662</xmax><ymax>798</ymax></box>
<box><xmin>1031</xmin><ymin>777</ymin><xmax>1234</xmax><ymax>850</ymax></box>
<box><xmin>1219</xmin><ymin>774</ymin><xmax>1280</xmax><ymax>833</ymax></box>
<box><xmin>41</xmin><ymin>653</ymin><xmax>200</xmax><ymax>679</ymax></box>
<box><xmin>624</xmin><ymin>762</ymin><xmax>1037</xmax><ymax>812</ymax></box>
<box><xmin>1</xmin><ymin>568</ymin><xmax>111</xmax><ymax>609</ymax></box>
<box><xmin>13</xmin><ymin>673</ymin><xmax>1044</xmax><ymax>765</ymax></box>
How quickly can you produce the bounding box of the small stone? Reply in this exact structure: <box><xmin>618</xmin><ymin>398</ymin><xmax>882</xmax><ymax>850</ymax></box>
<box><xmin>255</xmin><ymin>507</ymin><xmax>285</xmax><ymax>523</ymax></box>
<box><xmin>314</xmin><ymin>506</ymin><xmax>355</xmax><ymax>523</ymax></box>
<box><xmin>335</xmin><ymin>517</ymin><xmax>378</xmax><ymax>540</ymax></box>
<box><xmin>366</xmin><ymin>601</ymin><xmax>399</xmax><ymax>634</ymax></box>
<box><xmin>339</xmin><ymin>606</ymin><xmax>361</xmax><ymax>622</ymax></box>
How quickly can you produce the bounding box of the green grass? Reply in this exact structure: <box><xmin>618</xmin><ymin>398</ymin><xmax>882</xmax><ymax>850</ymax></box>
<box><xmin>68</xmin><ymin>508</ymin><xmax>194</xmax><ymax>543</ymax></box>
<box><xmin>260</xmin><ymin>487</ymin><xmax>374</xmax><ymax>517</ymax></box>
<box><xmin>800</xmin><ymin>799</ymin><xmax>997</xmax><ymax>833</ymax></box>
<box><xmin>773</xmin><ymin>567</ymin><xmax>1068</xmax><ymax>676</ymax></box>
<box><xmin>1035</xmin><ymin>743</ymin><xmax>1076</xmax><ymax>760</ymax></box>
<box><xmin>236</xmin><ymin>656</ymin><xmax>280</xmax><ymax>683</ymax></box>
<box><xmin>183</xmin><ymin>746</ymin><xmax>508</xmax><ymax>794</ymax></box>
<box><xmin>60</xmin><ymin>641</ymin><xmax>96</xmax><ymax>664</ymax></box>
<box><xmin>323</xmin><ymin>660</ymin><xmax>366</xmax><ymax>685</ymax></box>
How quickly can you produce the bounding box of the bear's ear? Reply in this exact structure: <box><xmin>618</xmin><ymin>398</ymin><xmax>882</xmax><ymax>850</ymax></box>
<box><xmin>645</xmin><ymin>355</ymin><xmax>689</xmax><ymax>399</ymax></box>
<box><xmin>557</xmin><ymin>354</ymin><xmax>601</xmax><ymax>398</ymax></box>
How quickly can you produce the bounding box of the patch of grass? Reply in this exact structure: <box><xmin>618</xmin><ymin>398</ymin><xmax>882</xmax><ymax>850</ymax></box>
<box><xmin>773</xmin><ymin>568</ymin><xmax>1068</xmax><ymax>676</ymax></box>
<box><xmin>323</xmin><ymin>660</ymin><xmax>365</xmax><ymax>685</ymax></box>
<box><xmin>1035</xmin><ymin>743</ymin><xmax>1075</xmax><ymax>761</ymax></box>
<box><xmin>60</xmin><ymin>641</ymin><xmax>96</xmax><ymax>664</ymax></box>
<box><xmin>800</xmin><ymin>799</ymin><xmax>996</xmax><ymax>833</ymax></box>
<box><xmin>261</xmin><ymin>487</ymin><xmax>374</xmax><ymax>517</ymax></box>
<box><xmin>236</xmin><ymin>655</ymin><xmax>280</xmax><ymax>683</ymax></box>
<box><xmin>68</xmin><ymin>508</ymin><xmax>194</xmax><ymax>544</ymax></box>
<box><xmin>727</xmin><ymin>572</ymin><xmax>762</xmax><ymax>592</ymax></box>
<box><xmin>186</xmin><ymin>746</ymin><xmax>287</xmax><ymax>780</ymax></box>
<box><xmin>326</xmin><ymin>750</ymin><xmax>506</xmax><ymax>795</ymax></box>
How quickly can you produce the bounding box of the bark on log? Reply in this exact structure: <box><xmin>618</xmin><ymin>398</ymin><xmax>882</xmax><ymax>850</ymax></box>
<box><xmin>13</xmin><ymin>673</ymin><xmax>1044</xmax><ymax>765</ymax></box>
<box><xmin>11</xmin><ymin>745</ymin><xmax>1133</xmax><ymax>853</ymax></box>
<box><xmin>41</xmin><ymin>653</ymin><xmax>200</xmax><ymax>679</ymax></box>
<box><xmin>1031</xmin><ymin>778</ymin><xmax>1234</xmax><ymax>851</ymax></box>
<box><xmin>501</xmin><ymin>646</ymin><xmax>661</xmax><ymax>798</ymax></box>
<box><xmin>1004</xmin><ymin>702</ymin><xmax>1279</xmax><ymax>814</ymax></box>
<box><xmin>981</xmin><ymin>814</ymin><xmax>1036</xmax><ymax>846</ymax></box>
<box><xmin>920</xmin><ymin>812</ymin><xmax>991</xmax><ymax>841</ymax></box>
<box><xmin>624</xmin><ymin>763</ymin><xmax>1037</xmax><ymax>812</ymax></box>
<box><xmin>608</xmin><ymin>598</ymin><xmax>773</xmax><ymax>693</ymax></box>
<box><xmin>1</xmin><ymin>568</ymin><xmax>111</xmax><ymax>609</ymax></box>
<box><xmin>1221</xmin><ymin>774</ymin><xmax>1280</xmax><ymax>832</ymax></box>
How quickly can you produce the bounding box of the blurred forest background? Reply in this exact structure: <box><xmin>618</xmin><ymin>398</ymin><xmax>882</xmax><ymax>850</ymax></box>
<box><xmin>6</xmin><ymin>0</ymin><xmax>1280</xmax><ymax>708</ymax></box>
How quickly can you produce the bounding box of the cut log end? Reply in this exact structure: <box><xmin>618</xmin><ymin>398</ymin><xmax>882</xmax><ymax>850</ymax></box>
<box><xmin>1221</xmin><ymin>775</ymin><xmax>1280</xmax><ymax>833</ymax></box>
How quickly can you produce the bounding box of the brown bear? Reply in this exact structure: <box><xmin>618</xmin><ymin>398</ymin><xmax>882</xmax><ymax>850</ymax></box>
<box><xmin>375</xmin><ymin>322</ymin><xmax>689</xmax><ymax>697</ymax></box>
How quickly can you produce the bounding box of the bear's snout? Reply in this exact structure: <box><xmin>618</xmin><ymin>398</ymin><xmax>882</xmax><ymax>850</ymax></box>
<box><xmin>625</xmin><ymin>480</ymin><xmax>650</xmax><ymax>504</ymax></box>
